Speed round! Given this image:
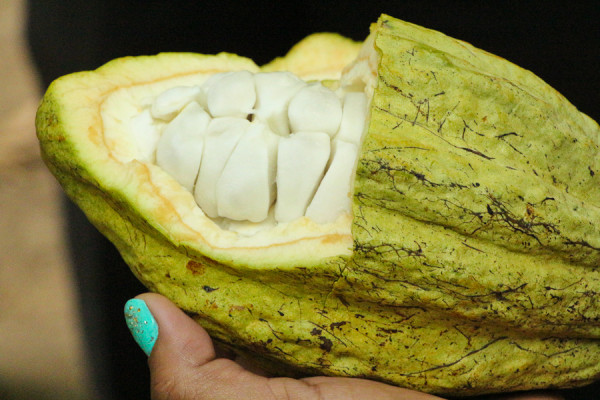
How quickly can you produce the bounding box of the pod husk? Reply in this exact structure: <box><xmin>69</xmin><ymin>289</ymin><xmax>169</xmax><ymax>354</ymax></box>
<box><xmin>36</xmin><ymin>14</ymin><xmax>600</xmax><ymax>396</ymax></box>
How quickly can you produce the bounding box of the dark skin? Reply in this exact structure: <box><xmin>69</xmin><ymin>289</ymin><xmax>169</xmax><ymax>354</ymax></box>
<box><xmin>137</xmin><ymin>293</ymin><xmax>564</xmax><ymax>400</ymax></box>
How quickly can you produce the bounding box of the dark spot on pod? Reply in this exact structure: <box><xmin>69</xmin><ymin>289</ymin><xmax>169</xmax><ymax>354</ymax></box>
<box><xmin>330</xmin><ymin>321</ymin><xmax>348</xmax><ymax>330</ymax></box>
<box><xmin>319</xmin><ymin>336</ymin><xmax>333</xmax><ymax>352</ymax></box>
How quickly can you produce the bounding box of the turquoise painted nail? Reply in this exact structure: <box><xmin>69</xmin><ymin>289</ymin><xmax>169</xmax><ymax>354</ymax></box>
<box><xmin>124</xmin><ymin>298</ymin><xmax>158</xmax><ymax>356</ymax></box>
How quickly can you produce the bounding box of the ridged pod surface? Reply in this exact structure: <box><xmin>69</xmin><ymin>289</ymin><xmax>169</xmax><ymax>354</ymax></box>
<box><xmin>36</xmin><ymin>14</ymin><xmax>600</xmax><ymax>396</ymax></box>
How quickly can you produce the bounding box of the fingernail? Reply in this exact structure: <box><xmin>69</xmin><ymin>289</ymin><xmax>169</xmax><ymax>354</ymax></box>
<box><xmin>124</xmin><ymin>298</ymin><xmax>158</xmax><ymax>356</ymax></box>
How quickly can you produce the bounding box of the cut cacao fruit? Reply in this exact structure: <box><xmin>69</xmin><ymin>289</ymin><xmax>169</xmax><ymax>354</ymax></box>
<box><xmin>35</xmin><ymin>14</ymin><xmax>600</xmax><ymax>396</ymax></box>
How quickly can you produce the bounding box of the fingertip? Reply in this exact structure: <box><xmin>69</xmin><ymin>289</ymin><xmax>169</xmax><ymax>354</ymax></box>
<box><xmin>133</xmin><ymin>293</ymin><xmax>217</xmax><ymax>368</ymax></box>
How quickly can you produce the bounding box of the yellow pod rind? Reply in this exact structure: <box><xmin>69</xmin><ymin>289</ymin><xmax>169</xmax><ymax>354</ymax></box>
<box><xmin>36</xmin><ymin>15</ymin><xmax>600</xmax><ymax>396</ymax></box>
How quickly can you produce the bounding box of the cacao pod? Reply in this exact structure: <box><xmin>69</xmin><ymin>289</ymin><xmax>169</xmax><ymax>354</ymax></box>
<box><xmin>35</xmin><ymin>14</ymin><xmax>600</xmax><ymax>396</ymax></box>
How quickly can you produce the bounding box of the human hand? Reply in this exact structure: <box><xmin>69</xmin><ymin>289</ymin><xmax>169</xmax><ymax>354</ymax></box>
<box><xmin>124</xmin><ymin>293</ymin><xmax>563</xmax><ymax>400</ymax></box>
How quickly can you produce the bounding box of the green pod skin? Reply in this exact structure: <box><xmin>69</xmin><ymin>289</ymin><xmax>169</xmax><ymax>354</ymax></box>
<box><xmin>36</xmin><ymin>15</ymin><xmax>600</xmax><ymax>396</ymax></box>
<box><xmin>352</xmin><ymin>15</ymin><xmax>600</xmax><ymax>338</ymax></box>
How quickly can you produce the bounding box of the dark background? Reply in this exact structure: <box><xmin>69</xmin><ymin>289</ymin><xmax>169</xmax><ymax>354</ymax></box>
<box><xmin>27</xmin><ymin>1</ymin><xmax>599</xmax><ymax>399</ymax></box>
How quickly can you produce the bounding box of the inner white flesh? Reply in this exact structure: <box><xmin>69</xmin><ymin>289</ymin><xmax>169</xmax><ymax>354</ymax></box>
<box><xmin>103</xmin><ymin>68</ymin><xmax>370</xmax><ymax>237</ymax></box>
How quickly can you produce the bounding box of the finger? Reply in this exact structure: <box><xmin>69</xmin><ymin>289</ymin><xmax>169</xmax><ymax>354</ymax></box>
<box><xmin>132</xmin><ymin>293</ymin><xmax>226</xmax><ymax>400</ymax></box>
<box><xmin>135</xmin><ymin>293</ymin><xmax>232</xmax><ymax>400</ymax></box>
<box><xmin>137</xmin><ymin>292</ymin><xmax>216</xmax><ymax>367</ymax></box>
<box><xmin>133</xmin><ymin>293</ymin><xmax>274</xmax><ymax>399</ymax></box>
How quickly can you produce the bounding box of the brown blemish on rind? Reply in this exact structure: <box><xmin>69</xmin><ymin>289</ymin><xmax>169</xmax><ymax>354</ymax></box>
<box><xmin>186</xmin><ymin>259</ymin><xmax>206</xmax><ymax>275</ymax></box>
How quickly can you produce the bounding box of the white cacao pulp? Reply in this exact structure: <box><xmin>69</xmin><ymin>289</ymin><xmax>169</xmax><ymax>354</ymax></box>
<box><xmin>138</xmin><ymin>70</ymin><xmax>368</xmax><ymax>233</ymax></box>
